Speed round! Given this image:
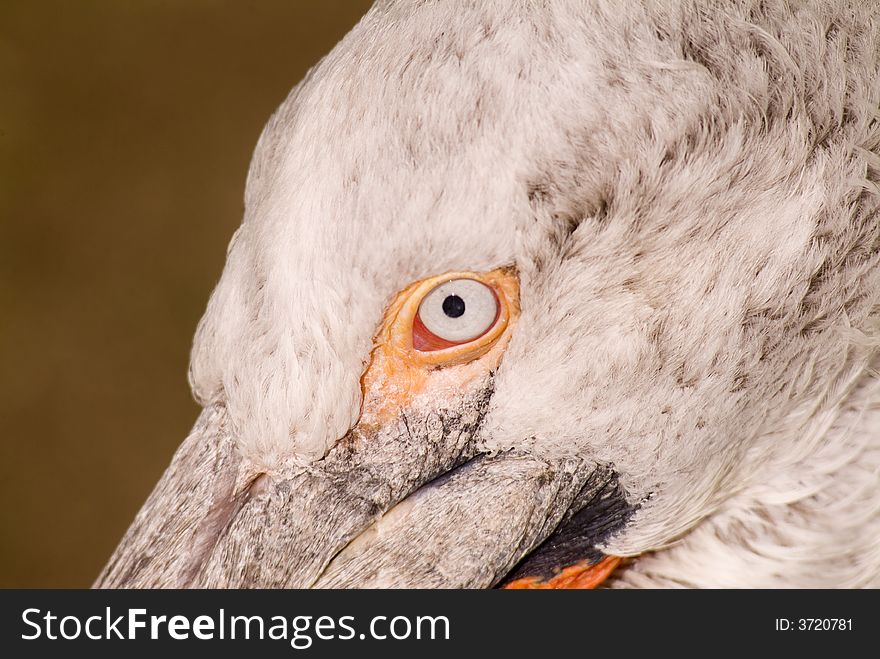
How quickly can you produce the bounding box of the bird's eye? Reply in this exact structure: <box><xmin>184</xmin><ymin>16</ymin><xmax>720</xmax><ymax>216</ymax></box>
<box><xmin>413</xmin><ymin>278</ymin><xmax>500</xmax><ymax>351</ymax></box>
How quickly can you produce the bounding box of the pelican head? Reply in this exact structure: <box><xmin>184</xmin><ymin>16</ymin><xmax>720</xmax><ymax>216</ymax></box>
<box><xmin>98</xmin><ymin>0</ymin><xmax>880</xmax><ymax>588</ymax></box>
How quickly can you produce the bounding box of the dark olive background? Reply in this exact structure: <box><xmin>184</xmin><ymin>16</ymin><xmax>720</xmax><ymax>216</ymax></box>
<box><xmin>0</xmin><ymin>1</ymin><xmax>373</xmax><ymax>587</ymax></box>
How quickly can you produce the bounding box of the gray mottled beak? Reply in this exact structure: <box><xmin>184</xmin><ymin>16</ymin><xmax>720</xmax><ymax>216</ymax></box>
<box><xmin>95</xmin><ymin>380</ymin><xmax>632</xmax><ymax>589</ymax></box>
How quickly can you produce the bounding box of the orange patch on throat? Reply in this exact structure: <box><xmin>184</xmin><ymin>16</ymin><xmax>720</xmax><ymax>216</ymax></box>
<box><xmin>503</xmin><ymin>556</ymin><xmax>622</xmax><ymax>590</ymax></box>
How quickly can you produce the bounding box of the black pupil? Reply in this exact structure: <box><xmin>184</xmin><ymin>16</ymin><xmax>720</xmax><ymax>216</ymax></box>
<box><xmin>442</xmin><ymin>294</ymin><xmax>466</xmax><ymax>318</ymax></box>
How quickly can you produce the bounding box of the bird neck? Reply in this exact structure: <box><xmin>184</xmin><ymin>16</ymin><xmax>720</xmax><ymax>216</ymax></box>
<box><xmin>614</xmin><ymin>357</ymin><xmax>880</xmax><ymax>588</ymax></box>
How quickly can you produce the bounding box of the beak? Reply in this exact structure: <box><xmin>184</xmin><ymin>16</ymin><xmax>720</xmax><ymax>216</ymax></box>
<box><xmin>96</xmin><ymin>268</ymin><xmax>633</xmax><ymax>589</ymax></box>
<box><xmin>96</xmin><ymin>399</ymin><xmax>631</xmax><ymax>589</ymax></box>
<box><xmin>314</xmin><ymin>452</ymin><xmax>632</xmax><ymax>588</ymax></box>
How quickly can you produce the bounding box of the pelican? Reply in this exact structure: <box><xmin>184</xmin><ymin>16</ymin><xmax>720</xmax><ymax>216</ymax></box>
<box><xmin>97</xmin><ymin>0</ymin><xmax>880</xmax><ymax>588</ymax></box>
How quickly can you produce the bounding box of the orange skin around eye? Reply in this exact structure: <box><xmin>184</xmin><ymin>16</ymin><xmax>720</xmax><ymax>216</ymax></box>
<box><xmin>357</xmin><ymin>268</ymin><xmax>520</xmax><ymax>429</ymax></box>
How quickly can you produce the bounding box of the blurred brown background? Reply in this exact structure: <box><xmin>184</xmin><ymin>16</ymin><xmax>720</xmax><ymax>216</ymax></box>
<box><xmin>0</xmin><ymin>1</ymin><xmax>372</xmax><ymax>587</ymax></box>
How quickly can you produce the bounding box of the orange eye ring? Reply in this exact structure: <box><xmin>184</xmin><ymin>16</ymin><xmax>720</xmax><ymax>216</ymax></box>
<box><xmin>357</xmin><ymin>267</ymin><xmax>520</xmax><ymax>425</ymax></box>
<box><xmin>391</xmin><ymin>269</ymin><xmax>516</xmax><ymax>368</ymax></box>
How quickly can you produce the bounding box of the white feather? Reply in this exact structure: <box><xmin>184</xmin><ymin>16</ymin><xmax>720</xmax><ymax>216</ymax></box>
<box><xmin>188</xmin><ymin>1</ymin><xmax>880</xmax><ymax>586</ymax></box>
